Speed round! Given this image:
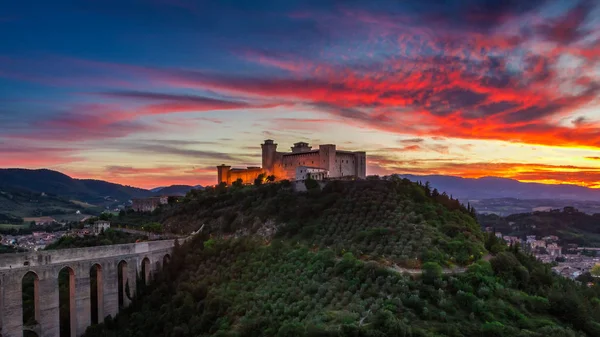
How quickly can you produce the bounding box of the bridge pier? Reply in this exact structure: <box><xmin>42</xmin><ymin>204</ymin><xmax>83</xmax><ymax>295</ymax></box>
<box><xmin>103</xmin><ymin>260</ymin><xmax>119</xmax><ymax>320</ymax></box>
<box><xmin>75</xmin><ymin>264</ymin><xmax>91</xmax><ymax>336</ymax></box>
<box><xmin>39</xmin><ymin>272</ymin><xmax>59</xmax><ymax>337</ymax></box>
<box><xmin>127</xmin><ymin>259</ymin><xmax>137</xmax><ymax>301</ymax></box>
<box><xmin>2</xmin><ymin>272</ymin><xmax>23</xmax><ymax>337</ymax></box>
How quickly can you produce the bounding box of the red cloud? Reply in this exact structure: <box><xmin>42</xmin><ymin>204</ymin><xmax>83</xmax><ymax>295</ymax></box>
<box><xmin>70</xmin><ymin>165</ymin><xmax>214</xmax><ymax>189</ymax></box>
<box><xmin>368</xmin><ymin>157</ymin><xmax>600</xmax><ymax>188</ymax></box>
<box><xmin>0</xmin><ymin>144</ymin><xmax>81</xmax><ymax>167</ymax></box>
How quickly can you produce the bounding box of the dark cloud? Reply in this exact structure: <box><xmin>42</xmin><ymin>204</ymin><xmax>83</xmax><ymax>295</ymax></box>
<box><xmin>427</xmin><ymin>88</ymin><xmax>489</xmax><ymax>117</ymax></box>
<box><xmin>399</xmin><ymin>138</ymin><xmax>425</xmax><ymax>144</ymax></box>
<box><xmin>100</xmin><ymin>90</ymin><xmax>252</xmax><ymax>107</ymax></box>
<box><xmin>535</xmin><ymin>0</ymin><xmax>594</xmax><ymax>44</ymax></box>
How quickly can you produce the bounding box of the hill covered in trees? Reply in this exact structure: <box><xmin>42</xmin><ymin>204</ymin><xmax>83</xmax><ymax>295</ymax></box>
<box><xmin>0</xmin><ymin>169</ymin><xmax>153</xmax><ymax>204</ymax></box>
<box><xmin>82</xmin><ymin>179</ymin><xmax>600</xmax><ymax>337</ymax></box>
<box><xmin>157</xmin><ymin>178</ymin><xmax>483</xmax><ymax>267</ymax></box>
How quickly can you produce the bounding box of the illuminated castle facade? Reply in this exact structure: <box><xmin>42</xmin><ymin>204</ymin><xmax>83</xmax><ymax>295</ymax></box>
<box><xmin>217</xmin><ymin>140</ymin><xmax>367</xmax><ymax>185</ymax></box>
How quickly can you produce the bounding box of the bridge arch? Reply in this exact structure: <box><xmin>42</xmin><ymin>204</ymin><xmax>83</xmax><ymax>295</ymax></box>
<box><xmin>90</xmin><ymin>263</ymin><xmax>103</xmax><ymax>324</ymax></box>
<box><xmin>163</xmin><ymin>254</ymin><xmax>171</xmax><ymax>270</ymax></box>
<box><xmin>58</xmin><ymin>266</ymin><xmax>76</xmax><ymax>337</ymax></box>
<box><xmin>141</xmin><ymin>257</ymin><xmax>151</xmax><ymax>285</ymax></box>
<box><xmin>117</xmin><ymin>260</ymin><xmax>128</xmax><ymax>310</ymax></box>
<box><xmin>22</xmin><ymin>271</ymin><xmax>40</xmax><ymax>328</ymax></box>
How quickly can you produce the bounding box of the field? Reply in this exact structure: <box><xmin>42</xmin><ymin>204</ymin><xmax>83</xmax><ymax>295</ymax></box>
<box><xmin>0</xmin><ymin>223</ymin><xmax>28</xmax><ymax>229</ymax></box>
<box><xmin>69</xmin><ymin>200</ymin><xmax>96</xmax><ymax>208</ymax></box>
<box><xmin>0</xmin><ymin>188</ymin><xmax>102</xmax><ymax>220</ymax></box>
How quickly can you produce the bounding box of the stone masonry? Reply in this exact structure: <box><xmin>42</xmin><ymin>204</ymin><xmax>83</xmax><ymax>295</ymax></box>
<box><xmin>0</xmin><ymin>240</ymin><xmax>175</xmax><ymax>337</ymax></box>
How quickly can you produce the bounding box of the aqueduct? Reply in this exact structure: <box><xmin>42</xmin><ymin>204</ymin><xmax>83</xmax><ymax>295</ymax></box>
<box><xmin>0</xmin><ymin>239</ymin><xmax>176</xmax><ymax>337</ymax></box>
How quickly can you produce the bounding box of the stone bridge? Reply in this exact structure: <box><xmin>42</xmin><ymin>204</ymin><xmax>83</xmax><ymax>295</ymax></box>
<box><xmin>0</xmin><ymin>239</ymin><xmax>176</xmax><ymax>337</ymax></box>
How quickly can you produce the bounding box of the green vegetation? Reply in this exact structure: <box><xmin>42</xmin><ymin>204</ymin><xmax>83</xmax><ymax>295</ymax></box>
<box><xmin>479</xmin><ymin>208</ymin><xmax>600</xmax><ymax>247</ymax></box>
<box><xmin>161</xmin><ymin>178</ymin><xmax>483</xmax><ymax>267</ymax></box>
<box><xmin>0</xmin><ymin>188</ymin><xmax>101</xmax><ymax>219</ymax></box>
<box><xmin>0</xmin><ymin>244</ymin><xmax>26</xmax><ymax>254</ymax></box>
<box><xmin>44</xmin><ymin>229</ymin><xmax>144</xmax><ymax>250</ymax></box>
<box><xmin>84</xmin><ymin>236</ymin><xmax>600</xmax><ymax>337</ymax></box>
<box><xmin>80</xmin><ymin>180</ymin><xmax>600</xmax><ymax>337</ymax></box>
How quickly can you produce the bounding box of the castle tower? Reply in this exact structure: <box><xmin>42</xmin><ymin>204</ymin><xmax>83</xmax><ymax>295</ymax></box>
<box><xmin>261</xmin><ymin>139</ymin><xmax>277</xmax><ymax>175</ymax></box>
<box><xmin>354</xmin><ymin>152</ymin><xmax>367</xmax><ymax>179</ymax></box>
<box><xmin>216</xmin><ymin>165</ymin><xmax>231</xmax><ymax>184</ymax></box>
<box><xmin>319</xmin><ymin>144</ymin><xmax>336</xmax><ymax>172</ymax></box>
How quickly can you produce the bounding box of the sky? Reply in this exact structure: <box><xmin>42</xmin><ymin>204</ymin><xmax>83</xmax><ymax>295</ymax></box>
<box><xmin>1</xmin><ymin>0</ymin><xmax>600</xmax><ymax>189</ymax></box>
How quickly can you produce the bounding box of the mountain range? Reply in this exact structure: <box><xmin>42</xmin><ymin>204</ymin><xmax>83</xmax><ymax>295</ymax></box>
<box><xmin>2</xmin><ymin>168</ymin><xmax>599</xmax><ymax>210</ymax></box>
<box><xmin>0</xmin><ymin>169</ymin><xmax>203</xmax><ymax>205</ymax></box>
<box><xmin>400</xmin><ymin>174</ymin><xmax>600</xmax><ymax>201</ymax></box>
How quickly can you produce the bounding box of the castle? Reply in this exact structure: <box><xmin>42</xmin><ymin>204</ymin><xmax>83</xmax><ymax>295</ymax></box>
<box><xmin>217</xmin><ymin>140</ymin><xmax>367</xmax><ymax>185</ymax></box>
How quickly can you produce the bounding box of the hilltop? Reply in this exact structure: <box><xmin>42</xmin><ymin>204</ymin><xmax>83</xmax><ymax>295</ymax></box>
<box><xmin>157</xmin><ymin>178</ymin><xmax>483</xmax><ymax>267</ymax></box>
<box><xmin>82</xmin><ymin>179</ymin><xmax>600</xmax><ymax>337</ymax></box>
<box><xmin>151</xmin><ymin>184</ymin><xmax>204</xmax><ymax>196</ymax></box>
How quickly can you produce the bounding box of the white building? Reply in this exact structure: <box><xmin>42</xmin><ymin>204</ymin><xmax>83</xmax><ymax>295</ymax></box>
<box><xmin>93</xmin><ymin>220</ymin><xmax>111</xmax><ymax>235</ymax></box>
<box><xmin>295</xmin><ymin>166</ymin><xmax>329</xmax><ymax>181</ymax></box>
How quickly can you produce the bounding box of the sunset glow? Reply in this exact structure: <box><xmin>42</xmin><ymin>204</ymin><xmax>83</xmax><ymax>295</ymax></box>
<box><xmin>1</xmin><ymin>0</ymin><xmax>600</xmax><ymax>188</ymax></box>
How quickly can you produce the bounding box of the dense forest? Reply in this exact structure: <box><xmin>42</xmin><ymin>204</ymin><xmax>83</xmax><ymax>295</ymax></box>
<box><xmin>156</xmin><ymin>178</ymin><xmax>483</xmax><ymax>267</ymax></box>
<box><xmin>479</xmin><ymin>208</ymin><xmax>600</xmax><ymax>247</ymax></box>
<box><xmin>77</xmin><ymin>179</ymin><xmax>600</xmax><ymax>336</ymax></box>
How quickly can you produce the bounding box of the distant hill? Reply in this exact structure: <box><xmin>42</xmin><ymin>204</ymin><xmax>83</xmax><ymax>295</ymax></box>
<box><xmin>479</xmin><ymin>208</ymin><xmax>600</xmax><ymax>247</ymax></box>
<box><xmin>400</xmin><ymin>174</ymin><xmax>600</xmax><ymax>201</ymax></box>
<box><xmin>151</xmin><ymin>184</ymin><xmax>203</xmax><ymax>196</ymax></box>
<box><xmin>0</xmin><ymin>188</ymin><xmax>101</xmax><ymax>219</ymax></box>
<box><xmin>0</xmin><ymin>169</ymin><xmax>153</xmax><ymax>204</ymax></box>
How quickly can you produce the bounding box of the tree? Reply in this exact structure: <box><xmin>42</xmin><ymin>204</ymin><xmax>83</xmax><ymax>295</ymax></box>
<box><xmin>216</xmin><ymin>182</ymin><xmax>228</xmax><ymax>193</ymax></box>
<box><xmin>422</xmin><ymin>262</ymin><xmax>442</xmax><ymax>284</ymax></box>
<box><xmin>304</xmin><ymin>175</ymin><xmax>320</xmax><ymax>191</ymax></box>
<box><xmin>144</xmin><ymin>222</ymin><xmax>163</xmax><ymax>233</ymax></box>
<box><xmin>254</xmin><ymin>173</ymin><xmax>266</xmax><ymax>186</ymax></box>
<box><xmin>591</xmin><ymin>264</ymin><xmax>600</xmax><ymax>277</ymax></box>
<box><xmin>232</xmin><ymin>178</ymin><xmax>244</xmax><ymax>188</ymax></box>
<box><xmin>424</xmin><ymin>181</ymin><xmax>431</xmax><ymax>197</ymax></box>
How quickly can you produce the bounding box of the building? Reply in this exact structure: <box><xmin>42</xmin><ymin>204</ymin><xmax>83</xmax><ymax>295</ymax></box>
<box><xmin>296</xmin><ymin>166</ymin><xmax>329</xmax><ymax>181</ymax></box>
<box><xmin>131</xmin><ymin>196</ymin><xmax>168</xmax><ymax>212</ymax></box>
<box><xmin>217</xmin><ymin>139</ymin><xmax>367</xmax><ymax>185</ymax></box>
<box><xmin>546</xmin><ymin>243</ymin><xmax>562</xmax><ymax>257</ymax></box>
<box><xmin>93</xmin><ymin>220</ymin><xmax>111</xmax><ymax>234</ymax></box>
<box><xmin>503</xmin><ymin>236</ymin><xmax>521</xmax><ymax>245</ymax></box>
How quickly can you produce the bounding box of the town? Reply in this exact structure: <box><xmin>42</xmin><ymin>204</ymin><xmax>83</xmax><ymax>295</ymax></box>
<box><xmin>0</xmin><ymin>196</ymin><xmax>172</xmax><ymax>252</ymax></box>
<box><xmin>488</xmin><ymin>229</ymin><xmax>600</xmax><ymax>280</ymax></box>
<box><xmin>0</xmin><ymin>219</ymin><xmax>111</xmax><ymax>251</ymax></box>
